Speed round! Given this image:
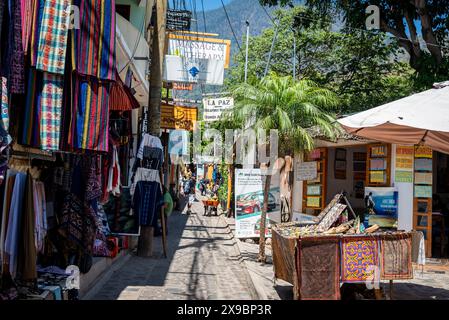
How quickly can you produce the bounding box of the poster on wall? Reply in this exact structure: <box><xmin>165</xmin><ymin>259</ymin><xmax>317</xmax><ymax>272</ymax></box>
<box><xmin>364</xmin><ymin>187</ymin><xmax>398</xmax><ymax>228</ymax></box>
<box><xmin>395</xmin><ymin>145</ymin><xmax>414</xmax><ymax>183</ymax></box>
<box><xmin>414</xmin><ymin>185</ymin><xmax>432</xmax><ymax>198</ymax></box>
<box><xmin>235</xmin><ymin>169</ymin><xmax>281</xmax><ymax>238</ymax></box>
<box><xmin>103</xmin><ymin>187</ymin><xmax>140</xmax><ymax>236</ymax></box>
<box><xmin>414</xmin><ymin>145</ymin><xmax>432</xmax><ymax>158</ymax></box>
<box><xmin>296</xmin><ymin>161</ymin><xmax>318</xmax><ymax>181</ymax></box>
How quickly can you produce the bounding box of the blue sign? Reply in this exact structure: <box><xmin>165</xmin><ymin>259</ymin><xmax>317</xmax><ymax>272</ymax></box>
<box><xmin>365</xmin><ymin>187</ymin><xmax>398</xmax><ymax>228</ymax></box>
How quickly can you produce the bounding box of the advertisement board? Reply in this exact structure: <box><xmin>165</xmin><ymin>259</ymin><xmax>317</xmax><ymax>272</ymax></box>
<box><xmin>364</xmin><ymin>187</ymin><xmax>398</xmax><ymax>228</ymax></box>
<box><xmin>163</xmin><ymin>55</ymin><xmax>224</xmax><ymax>85</ymax></box>
<box><xmin>235</xmin><ymin>169</ymin><xmax>281</xmax><ymax>238</ymax></box>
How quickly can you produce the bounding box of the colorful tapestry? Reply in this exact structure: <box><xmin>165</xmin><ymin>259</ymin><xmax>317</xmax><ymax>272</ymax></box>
<box><xmin>21</xmin><ymin>0</ymin><xmax>37</xmax><ymax>55</ymax></box>
<box><xmin>296</xmin><ymin>236</ymin><xmax>340</xmax><ymax>300</ymax></box>
<box><xmin>380</xmin><ymin>233</ymin><xmax>413</xmax><ymax>280</ymax></box>
<box><xmin>70</xmin><ymin>76</ymin><xmax>110</xmax><ymax>152</ymax></box>
<box><xmin>72</xmin><ymin>0</ymin><xmax>116</xmax><ymax>81</ymax></box>
<box><xmin>341</xmin><ymin>236</ymin><xmax>380</xmax><ymax>283</ymax></box>
<box><xmin>316</xmin><ymin>203</ymin><xmax>347</xmax><ymax>232</ymax></box>
<box><xmin>1</xmin><ymin>77</ymin><xmax>12</xmax><ymax>147</ymax></box>
<box><xmin>10</xmin><ymin>0</ymin><xmax>25</xmax><ymax>94</ymax></box>
<box><xmin>36</xmin><ymin>0</ymin><xmax>71</xmax><ymax>74</ymax></box>
<box><xmin>272</xmin><ymin>228</ymin><xmax>296</xmax><ymax>285</ymax></box>
<box><xmin>40</xmin><ymin>73</ymin><xmax>64</xmax><ymax>151</ymax></box>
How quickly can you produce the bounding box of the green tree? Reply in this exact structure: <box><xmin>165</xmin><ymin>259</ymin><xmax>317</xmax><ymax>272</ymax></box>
<box><xmin>228</xmin><ymin>74</ymin><xmax>340</xmax><ymax>262</ymax></box>
<box><xmin>260</xmin><ymin>0</ymin><xmax>449</xmax><ymax>89</ymax></box>
<box><xmin>227</xmin><ymin>6</ymin><xmax>414</xmax><ymax>113</ymax></box>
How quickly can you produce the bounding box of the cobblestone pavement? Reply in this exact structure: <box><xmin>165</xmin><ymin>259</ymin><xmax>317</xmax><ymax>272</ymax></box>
<box><xmin>91</xmin><ymin>196</ymin><xmax>257</xmax><ymax>300</ymax></box>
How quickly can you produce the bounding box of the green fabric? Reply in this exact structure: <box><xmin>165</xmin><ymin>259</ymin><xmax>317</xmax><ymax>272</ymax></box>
<box><xmin>164</xmin><ymin>192</ymin><xmax>173</xmax><ymax>216</ymax></box>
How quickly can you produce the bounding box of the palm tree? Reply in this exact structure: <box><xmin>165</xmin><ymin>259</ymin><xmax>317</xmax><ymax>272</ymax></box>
<box><xmin>229</xmin><ymin>74</ymin><xmax>340</xmax><ymax>263</ymax></box>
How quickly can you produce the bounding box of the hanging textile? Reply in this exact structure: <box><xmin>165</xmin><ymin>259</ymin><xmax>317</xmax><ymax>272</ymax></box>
<box><xmin>40</xmin><ymin>73</ymin><xmax>64</xmax><ymax>151</ymax></box>
<box><xmin>84</xmin><ymin>155</ymin><xmax>102</xmax><ymax>201</ymax></box>
<box><xmin>70</xmin><ymin>76</ymin><xmax>110</xmax><ymax>152</ymax></box>
<box><xmin>9</xmin><ymin>0</ymin><xmax>25</xmax><ymax>94</ymax></box>
<box><xmin>107</xmin><ymin>145</ymin><xmax>121</xmax><ymax>196</ymax></box>
<box><xmin>132</xmin><ymin>181</ymin><xmax>163</xmax><ymax>227</ymax></box>
<box><xmin>21</xmin><ymin>0</ymin><xmax>35</xmax><ymax>55</ymax></box>
<box><xmin>21</xmin><ymin>69</ymin><xmax>41</xmax><ymax>147</ymax></box>
<box><xmin>380</xmin><ymin>233</ymin><xmax>413</xmax><ymax>280</ymax></box>
<box><xmin>296</xmin><ymin>236</ymin><xmax>340</xmax><ymax>300</ymax></box>
<box><xmin>0</xmin><ymin>172</ymin><xmax>17</xmax><ymax>269</ymax></box>
<box><xmin>29</xmin><ymin>0</ymin><xmax>45</xmax><ymax>66</ymax></box>
<box><xmin>130</xmin><ymin>167</ymin><xmax>161</xmax><ymax>196</ymax></box>
<box><xmin>1</xmin><ymin>76</ymin><xmax>12</xmax><ymax>149</ymax></box>
<box><xmin>109</xmin><ymin>71</ymin><xmax>140</xmax><ymax>111</ymax></box>
<box><xmin>0</xmin><ymin>0</ymin><xmax>4</xmax><ymax>69</ymax></box>
<box><xmin>4</xmin><ymin>172</ymin><xmax>27</xmax><ymax>277</ymax></box>
<box><xmin>340</xmin><ymin>236</ymin><xmax>380</xmax><ymax>283</ymax></box>
<box><xmin>18</xmin><ymin>172</ymin><xmax>37</xmax><ymax>281</ymax></box>
<box><xmin>72</xmin><ymin>0</ymin><xmax>116</xmax><ymax>81</ymax></box>
<box><xmin>33</xmin><ymin>181</ymin><xmax>47</xmax><ymax>253</ymax></box>
<box><xmin>137</xmin><ymin>134</ymin><xmax>164</xmax><ymax>160</ymax></box>
<box><xmin>36</xmin><ymin>0</ymin><xmax>71</xmax><ymax>74</ymax></box>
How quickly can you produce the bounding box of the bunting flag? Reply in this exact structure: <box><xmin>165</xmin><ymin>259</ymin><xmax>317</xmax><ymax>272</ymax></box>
<box><xmin>73</xmin><ymin>0</ymin><xmax>116</xmax><ymax>81</ymax></box>
<box><xmin>70</xmin><ymin>76</ymin><xmax>110</xmax><ymax>152</ymax></box>
<box><xmin>36</xmin><ymin>0</ymin><xmax>71</xmax><ymax>74</ymax></box>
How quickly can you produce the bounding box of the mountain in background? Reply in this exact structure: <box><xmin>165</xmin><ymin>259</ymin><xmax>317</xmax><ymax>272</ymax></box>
<box><xmin>196</xmin><ymin>0</ymin><xmax>280</xmax><ymax>57</ymax></box>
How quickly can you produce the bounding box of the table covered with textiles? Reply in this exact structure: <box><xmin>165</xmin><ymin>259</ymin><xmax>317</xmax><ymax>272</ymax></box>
<box><xmin>272</xmin><ymin>229</ymin><xmax>414</xmax><ymax>300</ymax></box>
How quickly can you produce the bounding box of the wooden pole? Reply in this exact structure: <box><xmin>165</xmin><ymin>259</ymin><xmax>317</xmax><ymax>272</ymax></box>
<box><xmin>138</xmin><ymin>0</ymin><xmax>167</xmax><ymax>258</ymax></box>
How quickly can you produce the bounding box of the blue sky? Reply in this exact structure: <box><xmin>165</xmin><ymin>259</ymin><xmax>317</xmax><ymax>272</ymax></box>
<box><xmin>170</xmin><ymin>0</ymin><xmax>233</xmax><ymax>11</ymax></box>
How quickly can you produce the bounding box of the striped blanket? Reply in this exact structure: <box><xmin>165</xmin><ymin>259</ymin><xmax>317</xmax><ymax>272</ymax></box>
<box><xmin>72</xmin><ymin>0</ymin><xmax>116</xmax><ymax>81</ymax></box>
<box><xmin>70</xmin><ymin>76</ymin><xmax>110</xmax><ymax>152</ymax></box>
<box><xmin>36</xmin><ymin>0</ymin><xmax>71</xmax><ymax>74</ymax></box>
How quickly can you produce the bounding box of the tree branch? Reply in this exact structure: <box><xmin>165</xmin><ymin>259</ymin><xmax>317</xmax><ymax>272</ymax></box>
<box><xmin>414</xmin><ymin>0</ymin><xmax>443</xmax><ymax>63</ymax></box>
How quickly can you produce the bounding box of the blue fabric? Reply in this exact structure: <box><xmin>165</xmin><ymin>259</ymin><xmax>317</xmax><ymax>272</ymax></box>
<box><xmin>4</xmin><ymin>172</ymin><xmax>27</xmax><ymax>277</ymax></box>
<box><xmin>132</xmin><ymin>181</ymin><xmax>162</xmax><ymax>227</ymax></box>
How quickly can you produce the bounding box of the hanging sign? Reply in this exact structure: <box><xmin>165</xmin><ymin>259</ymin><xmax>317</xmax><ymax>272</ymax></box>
<box><xmin>163</xmin><ymin>55</ymin><xmax>225</xmax><ymax>85</ymax></box>
<box><xmin>168</xmin><ymin>34</ymin><xmax>231</xmax><ymax>68</ymax></box>
<box><xmin>414</xmin><ymin>145</ymin><xmax>432</xmax><ymax>158</ymax></box>
<box><xmin>296</xmin><ymin>161</ymin><xmax>318</xmax><ymax>181</ymax></box>
<box><xmin>173</xmin><ymin>82</ymin><xmax>193</xmax><ymax>91</ymax></box>
<box><xmin>161</xmin><ymin>104</ymin><xmax>198</xmax><ymax>131</ymax></box>
<box><xmin>203</xmin><ymin>97</ymin><xmax>234</xmax><ymax>122</ymax></box>
<box><xmin>235</xmin><ymin>169</ymin><xmax>281</xmax><ymax>238</ymax></box>
<box><xmin>151</xmin><ymin>9</ymin><xmax>192</xmax><ymax>31</ymax></box>
<box><xmin>395</xmin><ymin>145</ymin><xmax>414</xmax><ymax>183</ymax></box>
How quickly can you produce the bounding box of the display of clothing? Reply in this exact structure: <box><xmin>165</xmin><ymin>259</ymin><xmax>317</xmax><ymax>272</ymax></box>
<box><xmin>130</xmin><ymin>167</ymin><xmax>161</xmax><ymax>196</ymax></box>
<box><xmin>9</xmin><ymin>0</ymin><xmax>25</xmax><ymax>94</ymax></box>
<box><xmin>132</xmin><ymin>181</ymin><xmax>163</xmax><ymax>227</ymax></box>
<box><xmin>137</xmin><ymin>134</ymin><xmax>164</xmax><ymax>160</ymax></box>
<box><xmin>33</xmin><ymin>181</ymin><xmax>47</xmax><ymax>253</ymax></box>
<box><xmin>1</xmin><ymin>76</ymin><xmax>11</xmax><ymax>149</ymax></box>
<box><xmin>107</xmin><ymin>145</ymin><xmax>121</xmax><ymax>196</ymax></box>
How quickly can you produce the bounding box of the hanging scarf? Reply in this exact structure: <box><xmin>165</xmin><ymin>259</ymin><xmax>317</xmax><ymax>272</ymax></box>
<box><xmin>36</xmin><ymin>0</ymin><xmax>71</xmax><ymax>74</ymax></box>
<box><xmin>29</xmin><ymin>0</ymin><xmax>45</xmax><ymax>66</ymax></box>
<box><xmin>10</xmin><ymin>0</ymin><xmax>25</xmax><ymax>94</ymax></box>
<box><xmin>72</xmin><ymin>0</ymin><xmax>116</xmax><ymax>81</ymax></box>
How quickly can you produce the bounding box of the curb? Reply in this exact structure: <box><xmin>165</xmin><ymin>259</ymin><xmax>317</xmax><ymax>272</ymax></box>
<box><xmin>217</xmin><ymin>214</ymin><xmax>268</xmax><ymax>300</ymax></box>
<box><xmin>81</xmin><ymin>251</ymin><xmax>132</xmax><ymax>300</ymax></box>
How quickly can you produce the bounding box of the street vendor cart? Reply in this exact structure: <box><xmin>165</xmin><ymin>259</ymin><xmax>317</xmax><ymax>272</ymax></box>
<box><xmin>202</xmin><ymin>199</ymin><xmax>220</xmax><ymax>216</ymax></box>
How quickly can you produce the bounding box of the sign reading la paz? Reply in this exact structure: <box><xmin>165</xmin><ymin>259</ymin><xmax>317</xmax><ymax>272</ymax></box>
<box><xmin>203</xmin><ymin>97</ymin><xmax>234</xmax><ymax>122</ymax></box>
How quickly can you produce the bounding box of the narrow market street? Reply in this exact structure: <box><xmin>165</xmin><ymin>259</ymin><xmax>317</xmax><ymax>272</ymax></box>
<box><xmin>88</xmin><ymin>196</ymin><xmax>257</xmax><ymax>300</ymax></box>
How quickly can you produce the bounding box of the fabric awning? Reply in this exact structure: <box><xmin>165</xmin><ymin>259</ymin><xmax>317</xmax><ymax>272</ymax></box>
<box><xmin>338</xmin><ymin>82</ymin><xmax>449</xmax><ymax>155</ymax></box>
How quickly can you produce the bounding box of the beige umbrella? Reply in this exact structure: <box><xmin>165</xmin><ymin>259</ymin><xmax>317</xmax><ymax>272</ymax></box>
<box><xmin>338</xmin><ymin>82</ymin><xmax>449</xmax><ymax>154</ymax></box>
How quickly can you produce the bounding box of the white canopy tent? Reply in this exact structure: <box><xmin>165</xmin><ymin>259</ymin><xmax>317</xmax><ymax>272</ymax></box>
<box><xmin>338</xmin><ymin>82</ymin><xmax>449</xmax><ymax>155</ymax></box>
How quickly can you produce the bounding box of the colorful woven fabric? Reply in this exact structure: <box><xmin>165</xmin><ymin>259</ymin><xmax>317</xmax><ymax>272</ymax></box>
<box><xmin>30</xmin><ymin>0</ymin><xmax>45</xmax><ymax>66</ymax></box>
<box><xmin>40</xmin><ymin>73</ymin><xmax>64</xmax><ymax>151</ymax></box>
<box><xmin>36</xmin><ymin>0</ymin><xmax>71</xmax><ymax>74</ymax></box>
<box><xmin>73</xmin><ymin>0</ymin><xmax>116</xmax><ymax>81</ymax></box>
<box><xmin>109</xmin><ymin>72</ymin><xmax>140</xmax><ymax>111</ymax></box>
<box><xmin>70</xmin><ymin>76</ymin><xmax>110</xmax><ymax>152</ymax></box>
<box><xmin>296</xmin><ymin>236</ymin><xmax>341</xmax><ymax>300</ymax></box>
<box><xmin>10</xmin><ymin>0</ymin><xmax>25</xmax><ymax>94</ymax></box>
<box><xmin>380</xmin><ymin>233</ymin><xmax>413</xmax><ymax>280</ymax></box>
<box><xmin>21</xmin><ymin>0</ymin><xmax>36</xmax><ymax>54</ymax></box>
<box><xmin>341</xmin><ymin>236</ymin><xmax>380</xmax><ymax>283</ymax></box>
<box><xmin>1</xmin><ymin>77</ymin><xmax>10</xmax><ymax>138</ymax></box>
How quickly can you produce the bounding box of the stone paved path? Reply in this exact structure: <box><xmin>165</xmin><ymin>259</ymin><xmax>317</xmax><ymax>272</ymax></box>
<box><xmin>90</xmin><ymin>196</ymin><xmax>257</xmax><ymax>300</ymax></box>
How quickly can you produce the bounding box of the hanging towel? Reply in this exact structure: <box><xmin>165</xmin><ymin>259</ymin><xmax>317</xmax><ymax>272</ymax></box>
<box><xmin>73</xmin><ymin>0</ymin><xmax>116</xmax><ymax>81</ymax></box>
<box><xmin>70</xmin><ymin>76</ymin><xmax>110</xmax><ymax>152</ymax></box>
<box><xmin>36</xmin><ymin>0</ymin><xmax>71</xmax><ymax>74</ymax></box>
<box><xmin>40</xmin><ymin>73</ymin><xmax>64</xmax><ymax>151</ymax></box>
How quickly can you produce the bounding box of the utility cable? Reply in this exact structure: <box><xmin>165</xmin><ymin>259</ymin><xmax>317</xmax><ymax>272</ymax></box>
<box><xmin>220</xmin><ymin>0</ymin><xmax>241</xmax><ymax>51</ymax></box>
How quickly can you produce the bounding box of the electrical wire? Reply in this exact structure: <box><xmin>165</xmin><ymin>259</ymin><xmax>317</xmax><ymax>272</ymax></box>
<box><xmin>201</xmin><ymin>0</ymin><xmax>207</xmax><ymax>33</ymax></box>
<box><xmin>220</xmin><ymin>0</ymin><xmax>241</xmax><ymax>51</ymax></box>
